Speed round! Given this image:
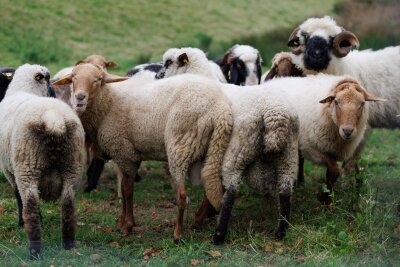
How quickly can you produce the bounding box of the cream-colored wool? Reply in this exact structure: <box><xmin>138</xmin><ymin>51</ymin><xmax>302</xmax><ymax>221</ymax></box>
<box><xmin>0</xmin><ymin>64</ymin><xmax>84</xmax><ymax>258</ymax></box>
<box><xmin>54</xmin><ymin>63</ymin><xmax>233</xmax><ymax>240</ymax></box>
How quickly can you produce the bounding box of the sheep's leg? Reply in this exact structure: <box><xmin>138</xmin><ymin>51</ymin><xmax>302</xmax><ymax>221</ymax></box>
<box><xmin>85</xmin><ymin>157</ymin><xmax>106</xmax><ymax>193</ymax></box>
<box><xmin>297</xmin><ymin>152</ymin><xmax>305</xmax><ymax>184</ymax></box>
<box><xmin>174</xmin><ymin>181</ymin><xmax>187</xmax><ymax>243</ymax></box>
<box><xmin>319</xmin><ymin>157</ymin><xmax>340</xmax><ymax>205</ymax></box>
<box><xmin>119</xmin><ymin>174</ymin><xmax>135</xmax><ymax>235</ymax></box>
<box><xmin>190</xmin><ymin>195</ymin><xmax>210</xmax><ymax>229</ymax></box>
<box><xmin>275</xmin><ymin>194</ymin><xmax>291</xmax><ymax>240</ymax></box>
<box><xmin>21</xmin><ymin>187</ymin><xmax>41</xmax><ymax>259</ymax></box>
<box><xmin>13</xmin><ymin>187</ymin><xmax>24</xmax><ymax>227</ymax></box>
<box><xmin>61</xmin><ymin>186</ymin><xmax>76</xmax><ymax>250</ymax></box>
<box><xmin>213</xmin><ymin>186</ymin><xmax>236</xmax><ymax>245</ymax></box>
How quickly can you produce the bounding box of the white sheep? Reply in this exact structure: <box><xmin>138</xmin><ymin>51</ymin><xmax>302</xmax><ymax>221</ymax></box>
<box><xmin>216</xmin><ymin>44</ymin><xmax>263</xmax><ymax>85</ymax></box>
<box><xmin>0</xmin><ymin>64</ymin><xmax>85</xmax><ymax>259</ymax></box>
<box><xmin>53</xmin><ymin>63</ymin><xmax>233</xmax><ymax>242</ymax></box>
<box><xmin>158</xmin><ymin>47</ymin><xmax>300</xmax><ymax>243</ymax></box>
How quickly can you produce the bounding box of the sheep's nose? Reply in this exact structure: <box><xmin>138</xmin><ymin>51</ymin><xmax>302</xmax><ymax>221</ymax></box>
<box><xmin>343</xmin><ymin>128</ymin><xmax>354</xmax><ymax>138</ymax></box>
<box><xmin>76</xmin><ymin>94</ymin><xmax>86</xmax><ymax>101</ymax></box>
<box><xmin>311</xmin><ymin>49</ymin><xmax>323</xmax><ymax>58</ymax></box>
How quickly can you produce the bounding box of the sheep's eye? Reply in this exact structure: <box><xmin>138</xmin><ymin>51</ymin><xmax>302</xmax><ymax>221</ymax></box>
<box><xmin>301</xmin><ymin>32</ymin><xmax>309</xmax><ymax>41</ymax></box>
<box><xmin>165</xmin><ymin>59</ymin><xmax>173</xmax><ymax>68</ymax></box>
<box><xmin>35</xmin><ymin>73</ymin><xmax>44</xmax><ymax>81</ymax></box>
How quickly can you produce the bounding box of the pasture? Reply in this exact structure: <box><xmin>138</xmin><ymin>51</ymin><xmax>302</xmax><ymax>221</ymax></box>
<box><xmin>0</xmin><ymin>0</ymin><xmax>399</xmax><ymax>266</ymax></box>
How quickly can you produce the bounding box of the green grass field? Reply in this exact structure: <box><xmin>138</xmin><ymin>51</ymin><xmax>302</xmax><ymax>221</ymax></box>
<box><xmin>1</xmin><ymin>0</ymin><xmax>400</xmax><ymax>266</ymax></box>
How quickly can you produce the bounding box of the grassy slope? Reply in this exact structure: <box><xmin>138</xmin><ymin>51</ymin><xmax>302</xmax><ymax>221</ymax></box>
<box><xmin>0</xmin><ymin>0</ymin><xmax>340</xmax><ymax>74</ymax></box>
<box><xmin>1</xmin><ymin>0</ymin><xmax>400</xmax><ymax>266</ymax></box>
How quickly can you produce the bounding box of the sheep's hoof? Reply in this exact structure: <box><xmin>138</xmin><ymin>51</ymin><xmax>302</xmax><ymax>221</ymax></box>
<box><xmin>173</xmin><ymin>230</ymin><xmax>182</xmax><ymax>244</ymax></box>
<box><xmin>274</xmin><ymin>230</ymin><xmax>286</xmax><ymax>241</ymax></box>
<box><xmin>134</xmin><ymin>173</ymin><xmax>142</xmax><ymax>182</ymax></box>
<box><xmin>29</xmin><ymin>244</ymin><xmax>41</xmax><ymax>260</ymax></box>
<box><xmin>317</xmin><ymin>192</ymin><xmax>332</xmax><ymax>206</ymax></box>
<box><xmin>189</xmin><ymin>221</ymin><xmax>202</xmax><ymax>230</ymax></box>
<box><xmin>84</xmin><ymin>186</ymin><xmax>94</xmax><ymax>193</ymax></box>
<box><xmin>18</xmin><ymin>219</ymin><xmax>24</xmax><ymax>228</ymax></box>
<box><xmin>213</xmin><ymin>231</ymin><xmax>226</xmax><ymax>245</ymax></box>
<box><xmin>63</xmin><ymin>240</ymin><xmax>75</xmax><ymax>250</ymax></box>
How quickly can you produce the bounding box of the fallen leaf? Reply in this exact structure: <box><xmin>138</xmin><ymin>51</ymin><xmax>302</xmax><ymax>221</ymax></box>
<box><xmin>275</xmin><ymin>248</ymin><xmax>284</xmax><ymax>254</ymax></box>
<box><xmin>143</xmin><ymin>248</ymin><xmax>153</xmax><ymax>256</ymax></box>
<box><xmin>296</xmin><ymin>254</ymin><xmax>306</xmax><ymax>262</ymax></box>
<box><xmin>209</xmin><ymin>260</ymin><xmax>218</xmax><ymax>266</ymax></box>
<box><xmin>206</xmin><ymin>250</ymin><xmax>222</xmax><ymax>257</ymax></box>
<box><xmin>101</xmin><ymin>227</ymin><xmax>113</xmax><ymax>233</ymax></box>
<box><xmin>46</xmin><ymin>209</ymin><xmax>52</xmax><ymax>214</ymax></box>
<box><xmin>264</xmin><ymin>244</ymin><xmax>273</xmax><ymax>253</ymax></box>
<box><xmin>274</xmin><ymin>241</ymin><xmax>284</xmax><ymax>247</ymax></box>
<box><xmin>143</xmin><ymin>255</ymin><xmax>149</xmax><ymax>261</ymax></box>
<box><xmin>191</xmin><ymin>259</ymin><xmax>200</xmax><ymax>266</ymax></box>
<box><xmin>0</xmin><ymin>204</ymin><xmax>5</xmax><ymax>213</ymax></box>
<box><xmin>109</xmin><ymin>241</ymin><xmax>120</xmax><ymax>247</ymax></box>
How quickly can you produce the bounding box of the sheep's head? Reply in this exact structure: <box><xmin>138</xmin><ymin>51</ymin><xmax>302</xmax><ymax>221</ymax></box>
<box><xmin>52</xmin><ymin>63</ymin><xmax>127</xmax><ymax>113</ymax></box>
<box><xmin>6</xmin><ymin>64</ymin><xmax>54</xmax><ymax>98</ymax></box>
<box><xmin>264</xmin><ymin>52</ymin><xmax>304</xmax><ymax>81</ymax></box>
<box><xmin>156</xmin><ymin>47</ymin><xmax>210</xmax><ymax>79</ymax></box>
<box><xmin>0</xmin><ymin>67</ymin><xmax>16</xmax><ymax>101</ymax></box>
<box><xmin>75</xmin><ymin>54</ymin><xmax>118</xmax><ymax>71</ymax></box>
<box><xmin>288</xmin><ymin>16</ymin><xmax>359</xmax><ymax>71</ymax></box>
<box><xmin>319</xmin><ymin>79</ymin><xmax>384</xmax><ymax>140</ymax></box>
<box><xmin>216</xmin><ymin>44</ymin><xmax>262</xmax><ymax>85</ymax></box>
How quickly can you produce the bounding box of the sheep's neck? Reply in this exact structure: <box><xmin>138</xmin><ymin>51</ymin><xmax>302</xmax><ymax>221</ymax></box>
<box><xmin>80</xmin><ymin>85</ymin><xmax>112</xmax><ymax>144</ymax></box>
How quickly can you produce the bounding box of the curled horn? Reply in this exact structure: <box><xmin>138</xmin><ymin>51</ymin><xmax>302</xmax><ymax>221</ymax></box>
<box><xmin>332</xmin><ymin>29</ymin><xmax>360</xmax><ymax>58</ymax></box>
<box><xmin>287</xmin><ymin>27</ymin><xmax>302</xmax><ymax>55</ymax></box>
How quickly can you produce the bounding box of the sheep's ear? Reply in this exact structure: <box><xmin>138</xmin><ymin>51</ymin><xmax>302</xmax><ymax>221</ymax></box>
<box><xmin>177</xmin><ymin>53</ymin><xmax>189</xmax><ymax>67</ymax></box>
<box><xmin>319</xmin><ymin>95</ymin><xmax>335</xmax><ymax>104</ymax></box>
<box><xmin>103</xmin><ymin>72</ymin><xmax>128</xmax><ymax>83</ymax></box>
<box><xmin>52</xmin><ymin>73</ymin><xmax>73</xmax><ymax>86</ymax></box>
<box><xmin>75</xmin><ymin>60</ymin><xmax>86</xmax><ymax>66</ymax></box>
<box><xmin>264</xmin><ymin>66</ymin><xmax>277</xmax><ymax>81</ymax></box>
<box><xmin>358</xmin><ymin>86</ymin><xmax>387</xmax><ymax>102</ymax></box>
<box><xmin>106</xmin><ymin>61</ymin><xmax>118</xmax><ymax>68</ymax></box>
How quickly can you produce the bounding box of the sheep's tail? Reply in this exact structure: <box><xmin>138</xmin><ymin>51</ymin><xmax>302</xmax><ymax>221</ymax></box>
<box><xmin>201</xmin><ymin>104</ymin><xmax>233</xmax><ymax>211</ymax></box>
<box><xmin>29</xmin><ymin>110</ymin><xmax>68</xmax><ymax>136</ymax></box>
<box><xmin>263</xmin><ymin>106</ymin><xmax>297</xmax><ymax>153</ymax></box>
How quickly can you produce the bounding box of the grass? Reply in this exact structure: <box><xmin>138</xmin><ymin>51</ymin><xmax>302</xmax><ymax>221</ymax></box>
<box><xmin>0</xmin><ymin>0</ymin><xmax>342</xmax><ymax>74</ymax></box>
<box><xmin>1</xmin><ymin>0</ymin><xmax>400</xmax><ymax>266</ymax></box>
<box><xmin>0</xmin><ymin>129</ymin><xmax>399</xmax><ymax>266</ymax></box>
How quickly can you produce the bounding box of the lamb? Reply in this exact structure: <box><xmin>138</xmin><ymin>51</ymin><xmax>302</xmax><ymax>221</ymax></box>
<box><xmin>158</xmin><ymin>47</ymin><xmax>300</xmax><ymax>243</ymax></box>
<box><xmin>53</xmin><ymin>63</ymin><xmax>233</xmax><ymax>242</ymax></box>
<box><xmin>0</xmin><ymin>64</ymin><xmax>85</xmax><ymax>259</ymax></box>
<box><xmin>285</xmin><ymin>16</ymin><xmax>400</xmax><ymax>129</ymax></box>
<box><xmin>216</xmin><ymin>44</ymin><xmax>263</xmax><ymax>85</ymax></box>
<box><xmin>0</xmin><ymin>67</ymin><xmax>16</xmax><ymax>101</ymax></box>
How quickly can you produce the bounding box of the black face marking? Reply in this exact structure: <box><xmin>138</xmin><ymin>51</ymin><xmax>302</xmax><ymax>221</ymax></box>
<box><xmin>0</xmin><ymin>67</ymin><xmax>16</xmax><ymax>102</ymax></box>
<box><xmin>164</xmin><ymin>59</ymin><xmax>173</xmax><ymax>69</ymax></box>
<box><xmin>144</xmin><ymin>63</ymin><xmax>163</xmax><ymax>73</ymax></box>
<box><xmin>303</xmin><ymin>36</ymin><xmax>332</xmax><ymax>71</ymax></box>
<box><xmin>125</xmin><ymin>68</ymin><xmax>140</xmax><ymax>77</ymax></box>
<box><xmin>255</xmin><ymin>55</ymin><xmax>262</xmax><ymax>84</ymax></box>
<box><xmin>229</xmin><ymin>58</ymin><xmax>248</xmax><ymax>85</ymax></box>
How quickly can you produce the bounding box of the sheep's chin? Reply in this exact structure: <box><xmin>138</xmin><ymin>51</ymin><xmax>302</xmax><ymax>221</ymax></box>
<box><xmin>74</xmin><ymin>103</ymin><xmax>87</xmax><ymax>113</ymax></box>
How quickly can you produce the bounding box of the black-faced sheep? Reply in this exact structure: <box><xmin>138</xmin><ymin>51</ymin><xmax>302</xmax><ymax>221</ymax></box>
<box><xmin>216</xmin><ymin>44</ymin><xmax>263</xmax><ymax>85</ymax></box>
<box><xmin>0</xmin><ymin>64</ymin><xmax>84</xmax><ymax>259</ymax></box>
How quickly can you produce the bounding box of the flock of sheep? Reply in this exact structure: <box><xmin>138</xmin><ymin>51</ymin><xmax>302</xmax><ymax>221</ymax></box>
<box><xmin>0</xmin><ymin>16</ymin><xmax>398</xmax><ymax>259</ymax></box>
